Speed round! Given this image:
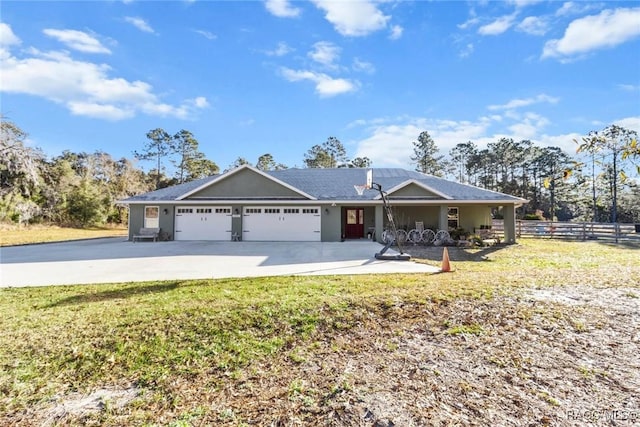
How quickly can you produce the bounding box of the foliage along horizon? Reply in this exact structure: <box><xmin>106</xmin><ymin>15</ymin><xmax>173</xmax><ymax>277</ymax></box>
<box><xmin>1</xmin><ymin>118</ymin><xmax>638</xmax><ymax>227</ymax></box>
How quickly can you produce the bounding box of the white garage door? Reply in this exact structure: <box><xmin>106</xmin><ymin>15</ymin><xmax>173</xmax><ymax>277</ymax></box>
<box><xmin>243</xmin><ymin>207</ymin><xmax>321</xmax><ymax>241</ymax></box>
<box><xmin>174</xmin><ymin>206</ymin><xmax>232</xmax><ymax>241</ymax></box>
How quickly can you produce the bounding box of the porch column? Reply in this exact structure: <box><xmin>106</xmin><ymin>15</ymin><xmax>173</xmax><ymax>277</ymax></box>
<box><xmin>438</xmin><ymin>205</ymin><xmax>448</xmax><ymax>230</ymax></box>
<box><xmin>375</xmin><ymin>205</ymin><xmax>384</xmax><ymax>243</ymax></box>
<box><xmin>503</xmin><ymin>204</ymin><xmax>516</xmax><ymax>243</ymax></box>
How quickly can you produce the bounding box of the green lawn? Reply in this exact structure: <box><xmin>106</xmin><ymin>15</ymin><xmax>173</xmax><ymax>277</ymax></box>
<box><xmin>1</xmin><ymin>239</ymin><xmax>638</xmax><ymax>425</ymax></box>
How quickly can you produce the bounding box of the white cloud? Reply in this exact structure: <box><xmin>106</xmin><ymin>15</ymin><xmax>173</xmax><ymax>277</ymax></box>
<box><xmin>311</xmin><ymin>0</ymin><xmax>390</xmax><ymax>37</ymax></box>
<box><xmin>280</xmin><ymin>67</ymin><xmax>358</xmax><ymax>97</ymax></box>
<box><xmin>542</xmin><ymin>7</ymin><xmax>640</xmax><ymax>60</ymax></box>
<box><xmin>67</xmin><ymin>101</ymin><xmax>132</xmax><ymax>120</ymax></box>
<box><xmin>265</xmin><ymin>0</ymin><xmax>301</xmax><ymax>18</ymax></box>
<box><xmin>517</xmin><ymin>16</ymin><xmax>548</xmax><ymax>36</ymax></box>
<box><xmin>266</xmin><ymin>41</ymin><xmax>294</xmax><ymax>56</ymax></box>
<box><xmin>488</xmin><ymin>94</ymin><xmax>559</xmax><ymax>111</ymax></box>
<box><xmin>352</xmin><ymin>58</ymin><xmax>375</xmax><ymax>74</ymax></box>
<box><xmin>194</xmin><ymin>29</ymin><xmax>216</xmax><ymax>40</ymax></box>
<box><xmin>355</xmin><ymin>124</ymin><xmax>420</xmax><ymax>167</ymax></box>
<box><xmin>308</xmin><ymin>41</ymin><xmax>340</xmax><ymax>67</ymax></box>
<box><xmin>351</xmin><ymin>111</ymin><xmax>576</xmax><ymax>168</ymax></box>
<box><xmin>0</xmin><ymin>23</ymin><xmax>21</xmax><ymax>47</ymax></box>
<box><xmin>43</xmin><ymin>29</ymin><xmax>111</xmax><ymax>54</ymax></box>
<box><xmin>478</xmin><ymin>14</ymin><xmax>517</xmax><ymax>36</ymax></box>
<box><xmin>191</xmin><ymin>96</ymin><xmax>209</xmax><ymax>108</ymax></box>
<box><xmin>618</xmin><ymin>84</ymin><xmax>640</xmax><ymax>92</ymax></box>
<box><xmin>458</xmin><ymin>43</ymin><xmax>474</xmax><ymax>58</ymax></box>
<box><xmin>554</xmin><ymin>2</ymin><xmax>599</xmax><ymax>17</ymax></box>
<box><xmin>353</xmin><ymin>117</ymin><xmax>496</xmax><ymax>167</ymax></box>
<box><xmin>537</xmin><ymin>132</ymin><xmax>583</xmax><ymax>153</ymax></box>
<box><xmin>124</xmin><ymin>16</ymin><xmax>155</xmax><ymax>34</ymax></box>
<box><xmin>507</xmin><ymin>0</ymin><xmax>543</xmax><ymax>8</ymax></box>
<box><xmin>389</xmin><ymin>25</ymin><xmax>403</xmax><ymax>40</ymax></box>
<box><xmin>507</xmin><ymin>112</ymin><xmax>550</xmax><ymax>139</ymax></box>
<box><xmin>369</xmin><ymin>114</ymin><xmax>635</xmax><ymax>164</ymax></box>
<box><xmin>458</xmin><ymin>17</ymin><xmax>480</xmax><ymax>30</ymax></box>
<box><xmin>614</xmin><ymin>116</ymin><xmax>640</xmax><ymax>132</ymax></box>
<box><xmin>0</xmin><ymin>36</ymin><xmax>207</xmax><ymax>121</ymax></box>
<box><xmin>555</xmin><ymin>2</ymin><xmax>576</xmax><ymax>16</ymax></box>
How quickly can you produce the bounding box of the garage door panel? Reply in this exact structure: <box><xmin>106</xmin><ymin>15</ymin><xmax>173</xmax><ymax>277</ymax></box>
<box><xmin>175</xmin><ymin>206</ymin><xmax>232</xmax><ymax>241</ymax></box>
<box><xmin>243</xmin><ymin>206</ymin><xmax>320</xmax><ymax>241</ymax></box>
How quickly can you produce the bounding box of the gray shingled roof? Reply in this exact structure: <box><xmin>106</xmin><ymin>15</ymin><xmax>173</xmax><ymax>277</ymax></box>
<box><xmin>268</xmin><ymin>168</ymin><xmax>524</xmax><ymax>201</ymax></box>
<box><xmin>122</xmin><ymin>167</ymin><xmax>525</xmax><ymax>203</ymax></box>
<box><xmin>122</xmin><ymin>175</ymin><xmax>218</xmax><ymax>202</ymax></box>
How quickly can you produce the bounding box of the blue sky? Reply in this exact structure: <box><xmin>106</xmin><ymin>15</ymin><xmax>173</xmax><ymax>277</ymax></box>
<box><xmin>1</xmin><ymin>0</ymin><xmax>639</xmax><ymax>173</ymax></box>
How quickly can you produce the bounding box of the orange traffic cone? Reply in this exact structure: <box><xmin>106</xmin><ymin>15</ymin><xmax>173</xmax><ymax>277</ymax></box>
<box><xmin>440</xmin><ymin>247</ymin><xmax>451</xmax><ymax>272</ymax></box>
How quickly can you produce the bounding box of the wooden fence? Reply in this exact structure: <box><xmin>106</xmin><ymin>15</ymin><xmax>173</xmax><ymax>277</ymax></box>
<box><xmin>491</xmin><ymin>220</ymin><xmax>640</xmax><ymax>242</ymax></box>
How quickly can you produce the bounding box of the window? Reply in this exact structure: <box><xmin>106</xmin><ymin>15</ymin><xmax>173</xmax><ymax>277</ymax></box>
<box><xmin>245</xmin><ymin>208</ymin><xmax>262</xmax><ymax>214</ymax></box>
<box><xmin>346</xmin><ymin>209</ymin><xmax>363</xmax><ymax>225</ymax></box>
<box><xmin>283</xmin><ymin>208</ymin><xmax>299</xmax><ymax>214</ymax></box>
<box><xmin>144</xmin><ymin>206</ymin><xmax>159</xmax><ymax>228</ymax></box>
<box><xmin>265</xmin><ymin>208</ymin><xmax>280</xmax><ymax>214</ymax></box>
<box><xmin>303</xmin><ymin>208</ymin><xmax>318</xmax><ymax>214</ymax></box>
<box><xmin>196</xmin><ymin>208</ymin><xmax>212</xmax><ymax>214</ymax></box>
<box><xmin>177</xmin><ymin>208</ymin><xmax>193</xmax><ymax>214</ymax></box>
<box><xmin>215</xmin><ymin>208</ymin><xmax>231</xmax><ymax>214</ymax></box>
<box><xmin>448</xmin><ymin>207</ymin><xmax>459</xmax><ymax>229</ymax></box>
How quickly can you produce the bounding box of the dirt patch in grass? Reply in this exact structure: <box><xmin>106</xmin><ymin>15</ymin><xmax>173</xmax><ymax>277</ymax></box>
<box><xmin>21</xmin><ymin>285</ymin><xmax>636</xmax><ymax>426</ymax></box>
<box><xmin>195</xmin><ymin>286</ymin><xmax>639</xmax><ymax>426</ymax></box>
<box><xmin>41</xmin><ymin>386</ymin><xmax>139</xmax><ymax>427</ymax></box>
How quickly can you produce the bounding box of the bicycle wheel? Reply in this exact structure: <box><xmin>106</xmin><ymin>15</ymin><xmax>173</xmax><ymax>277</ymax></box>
<box><xmin>435</xmin><ymin>230</ymin><xmax>450</xmax><ymax>242</ymax></box>
<box><xmin>408</xmin><ymin>229</ymin><xmax>423</xmax><ymax>244</ymax></box>
<box><xmin>396</xmin><ymin>229</ymin><xmax>408</xmax><ymax>244</ymax></box>
<box><xmin>421</xmin><ymin>229</ymin><xmax>435</xmax><ymax>245</ymax></box>
<box><xmin>382</xmin><ymin>229</ymin><xmax>395</xmax><ymax>243</ymax></box>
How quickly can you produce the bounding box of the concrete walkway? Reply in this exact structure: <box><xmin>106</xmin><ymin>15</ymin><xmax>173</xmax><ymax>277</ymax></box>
<box><xmin>0</xmin><ymin>238</ymin><xmax>439</xmax><ymax>287</ymax></box>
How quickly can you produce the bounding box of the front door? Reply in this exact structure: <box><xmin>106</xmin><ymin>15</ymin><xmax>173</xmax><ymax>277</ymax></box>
<box><xmin>345</xmin><ymin>208</ymin><xmax>364</xmax><ymax>239</ymax></box>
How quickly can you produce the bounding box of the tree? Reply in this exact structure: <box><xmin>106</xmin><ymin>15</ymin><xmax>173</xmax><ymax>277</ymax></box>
<box><xmin>0</xmin><ymin>117</ymin><xmax>44</xmax><ymax>198</ymax></box>
<box><xmin>303</xmin><ymin>145</ymin><xmax>333</xmax><ymax>168</ymax></box>
<box><xmin>468</xmin><ymin>149</ymin><xmax>497</xmax><ymax>189</ymax></box>
<box><xmin>449</xmin><ymin>141</ymin><xmax>477</xmax><ymax>183</ymax></box>
<box><xmin>350</xmin><ymin>157</ymin><xmax>372</xmax><ymax>168</ymax></box>
<box><xmin>410</xmin><ymin>131</ymin><xmax>444</xmax><ymax>176</ymax></box>
<box><xmin>540</xmin><ymin>147</ymin><xmax>573</xmax><ymax>221</ymax></box>
<box><xmin>0</xmin><ymin>118</ymin><xmax>45</xmax><ymax>222</ymax></box>
<box><xmin>186</xmin><ymin>157</ymin><xmax>219</xmax><ymax>179</ymax></box>
<box><xmin>487</xmin><ymin>138</ymin><xmax>529</xmax><ymax>194</ymax></box>
<box><xmin>172</xmin><ymin>129</ymin><xmax>198</xmax><ymax>183</ymax></box>
<box><xmin>172</xmin><ymin>129</ymin><xmax>219</xmax><ymax>183</ymax></box>
<box><xmin>66</xmin><ymin>179</ymin><xmax>108</xmax><ymax>226</ymax></box>
<box><xmin>226</xmin><ymin>157</ymin><xmax>251</xmax><ymax>172</ymax></box>
<box><xmin>303</xmin><ymin>137</ymin><xmax>349</xmax><ymax>168</ymax></box>
<box><xmin>256</xmin><ymin>153</ymin><xmax>287</xmax><ymax>171</ymax></box>
<box><xmin>134</xmin><ymin>128</ymin><xmax>174</xmax><ymax>190</ymax></box>
<box><xmin>577</xmin><ymin>125</ymin><xmax>638</xmax><ymax>223</ymax></box>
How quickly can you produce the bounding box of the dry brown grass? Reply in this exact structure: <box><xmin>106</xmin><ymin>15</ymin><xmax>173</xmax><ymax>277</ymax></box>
<box><xmin>0</xmin><ymin>223</ymin><xmax>126</xmax><ymax>246</ymax></box>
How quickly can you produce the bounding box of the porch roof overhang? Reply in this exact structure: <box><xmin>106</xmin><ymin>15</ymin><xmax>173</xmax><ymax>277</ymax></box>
<box><xmin>373</xmin><ymin>179</ymin><xmax>453</xmax><ymax>200</ymax></box>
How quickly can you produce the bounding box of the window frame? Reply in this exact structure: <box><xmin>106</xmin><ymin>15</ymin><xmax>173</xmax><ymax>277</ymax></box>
<box><xmin>144</xmin><ymin>206</ymin><xmax>160</xmax><ymax>228</ymax></box>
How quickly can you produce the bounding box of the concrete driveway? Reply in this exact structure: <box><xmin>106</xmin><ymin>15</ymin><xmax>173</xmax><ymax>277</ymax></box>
<box><xmin>0</xmin><ymin>238</ymin><xmax>439</xmax><ymax>287</ymax></box>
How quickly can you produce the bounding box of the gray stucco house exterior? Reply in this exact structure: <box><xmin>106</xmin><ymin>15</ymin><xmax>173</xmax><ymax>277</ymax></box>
<box><xmin>121</xmin><ymin>165</ymin><xmax>527</xmax><ymax>244</ymax></box>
